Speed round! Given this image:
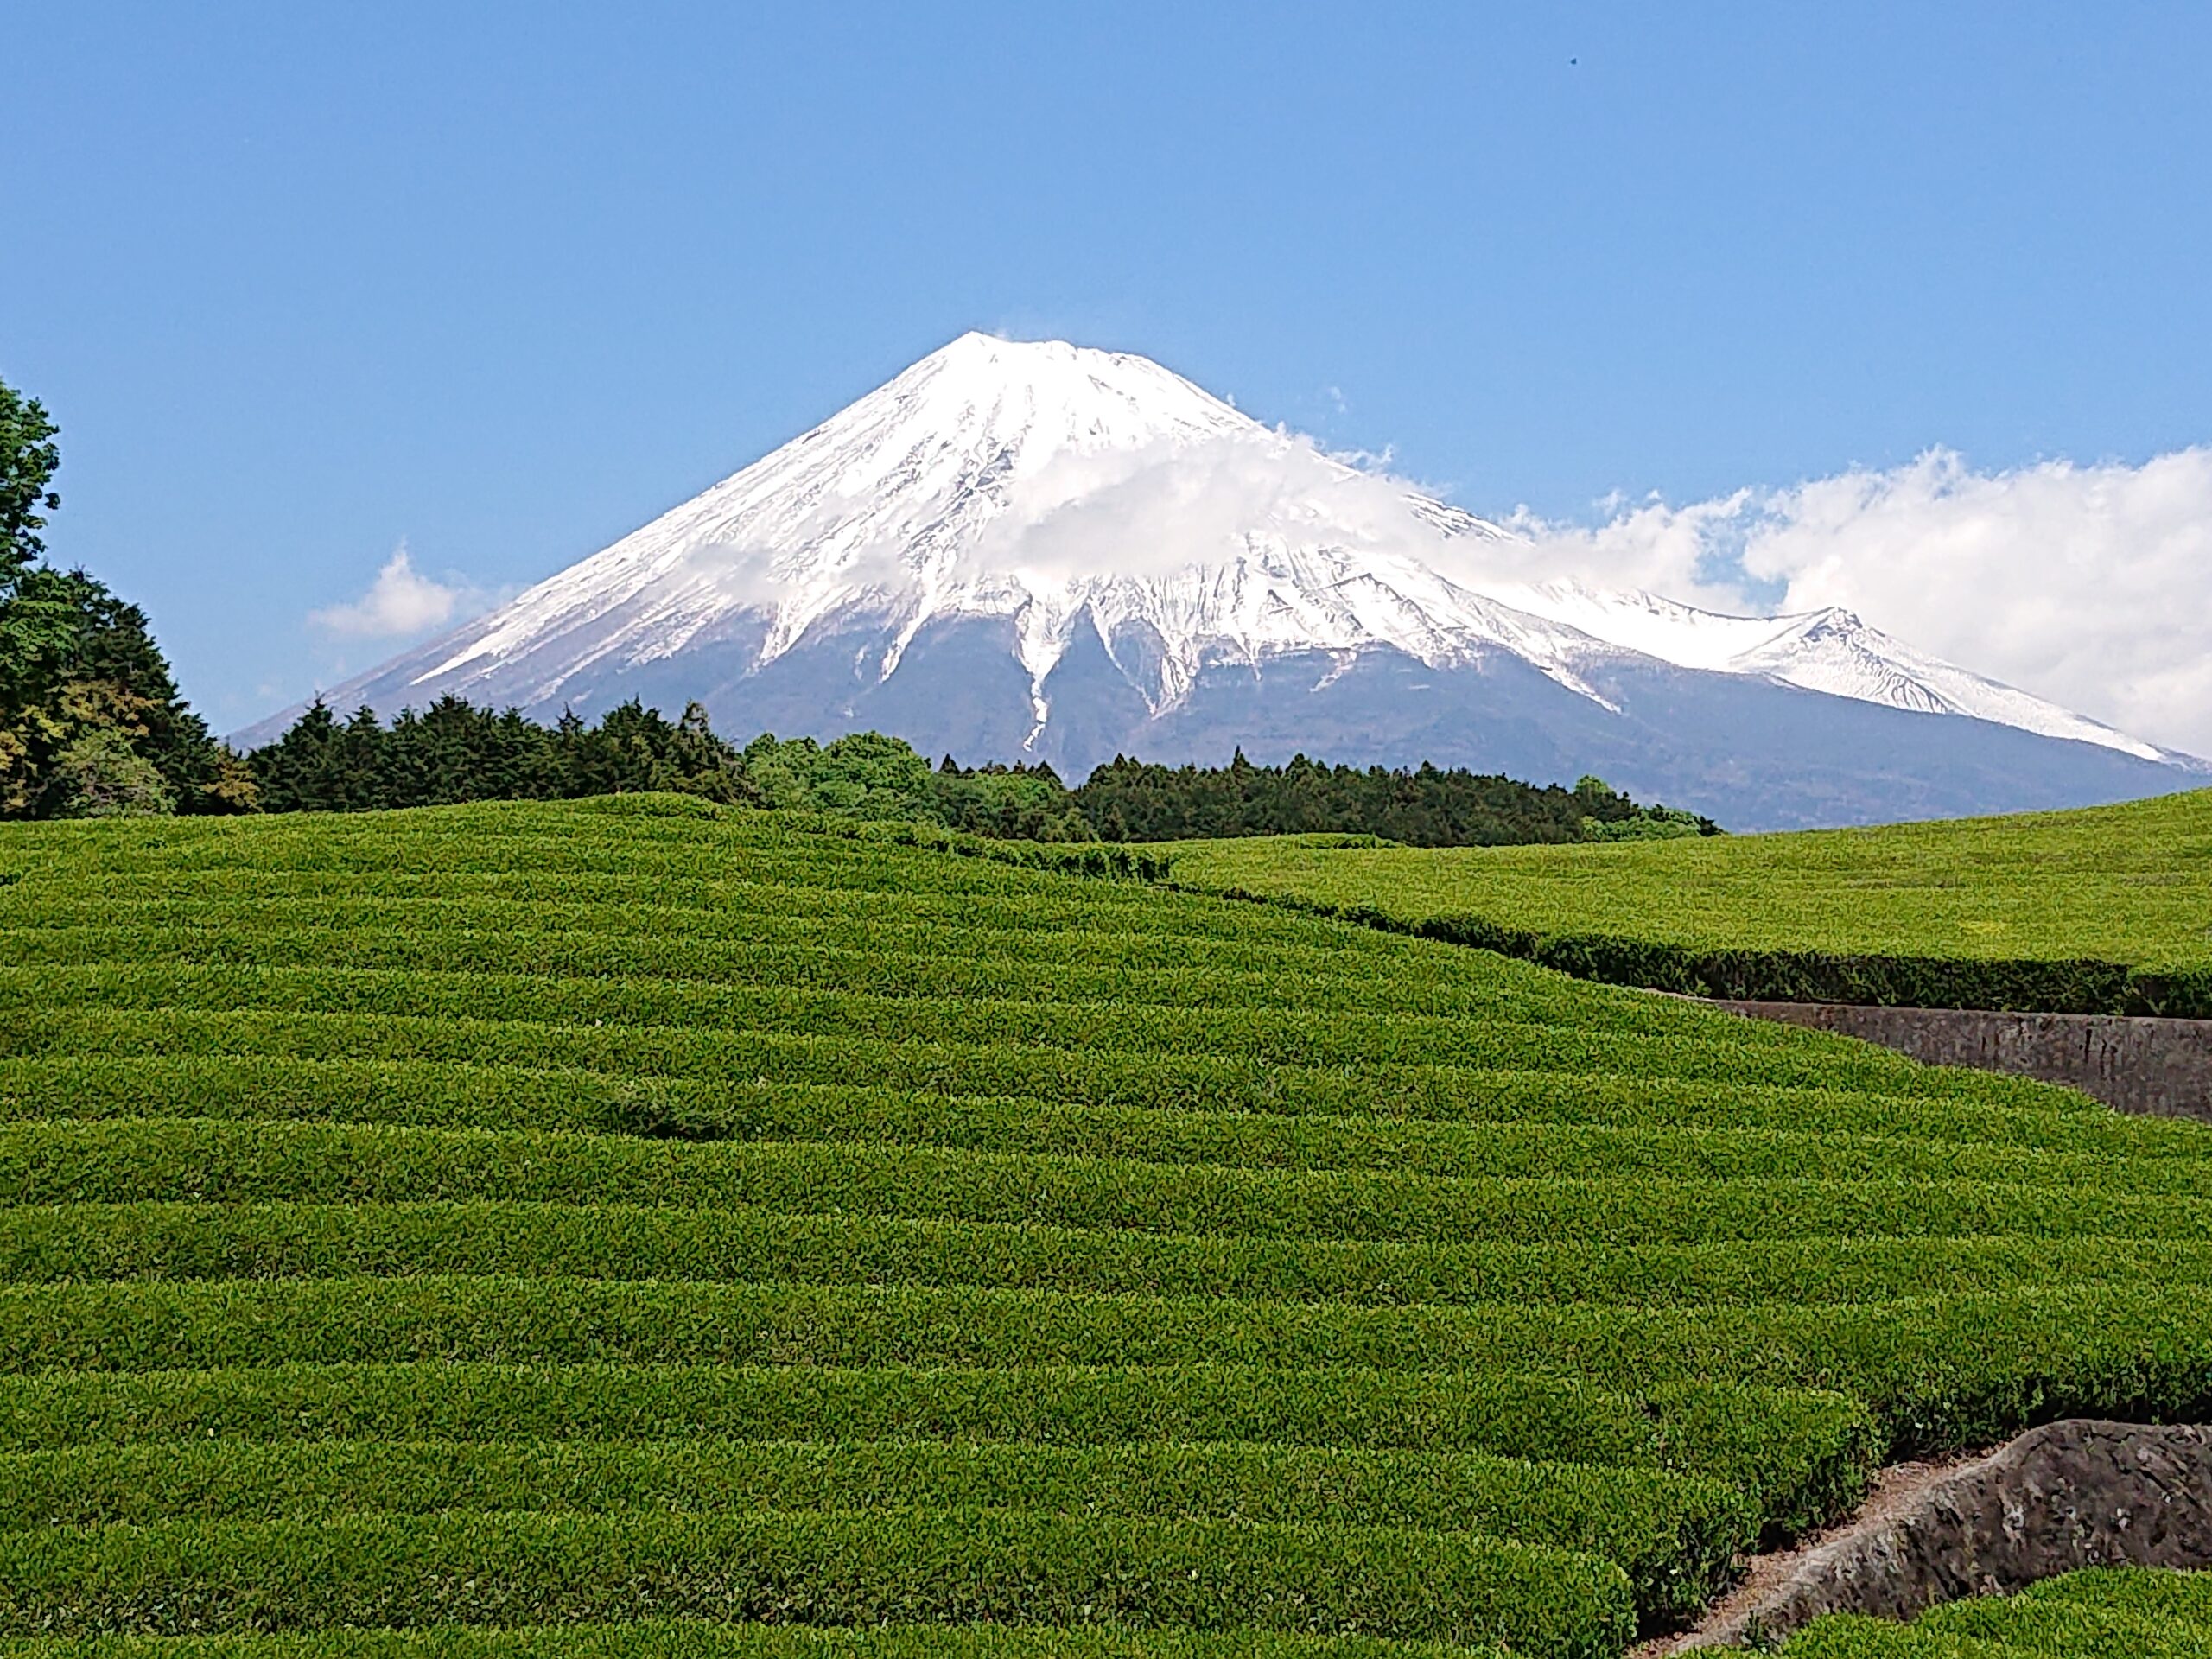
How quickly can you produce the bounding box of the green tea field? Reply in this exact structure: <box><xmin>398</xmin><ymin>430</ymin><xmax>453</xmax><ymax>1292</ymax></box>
<box><xmin>1788</xmin><ymin>1566</ymin><xmax>2212</xmax><ymax>1656</ymax></box>
<box><xmin>3</xmin><ymin>798</ymin><xmax>2212</xmax><ymax>1657</ymax></box>
<box><xmin>1168</xmin><ymin>789</ymin><xmax>2212</xmax><ymax>1013</ymax></box>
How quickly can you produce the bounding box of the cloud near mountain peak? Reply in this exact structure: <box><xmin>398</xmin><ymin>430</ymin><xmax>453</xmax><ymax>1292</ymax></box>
<box><xmin>309</xmin><ymin>544</ymin><xmax>488</xmax><ymax>642</ymax></box>
<box><xmin>1510</xmin><ymin>446</ymin><xmax>2212</xmax><ymax>758</ymax></box>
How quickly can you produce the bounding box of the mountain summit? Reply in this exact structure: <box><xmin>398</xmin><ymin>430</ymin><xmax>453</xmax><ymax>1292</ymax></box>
<box><xmin>258</xmin><ymin>334</ymin><xmax>2200</xmax><ymax>827</ymax></box>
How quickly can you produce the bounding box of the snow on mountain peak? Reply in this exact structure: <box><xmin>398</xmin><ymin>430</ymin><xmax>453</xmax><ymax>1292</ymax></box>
<box><xmin>865</xmin><ymin>332</ymin><xmax>1260</xmax><ymax>467</ymax></box>
<box><xmin>418</xmin><ymin>334</ymin><xmax>1532</xmax><ymax>722</ymax></box>
<box><xmin>1487</xmin><ymin>581</ymin><xmax>2175</xmax><ymax>762</ymax></box>
<box><xmin>378</xmin><ymin>334</ymin><xmax>2183</xmax><ymax>767</ymax></box>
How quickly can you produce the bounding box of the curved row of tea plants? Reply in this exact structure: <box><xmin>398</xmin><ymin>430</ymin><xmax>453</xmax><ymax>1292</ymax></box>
<box><xmin>2</xmin><ymin>798</ymin><xmax>2211</xmax><ymax>1657</ymax></box>
<box><xmin>0</xmin><ymin>1628</ymin><xmax>1468</xmax><ymax>1659</ymax></box>
<box><xmin>1785</xmin><ymin>1566</ymin><xmax>2212</xmax><ymax>1655</ymax></box>
<box><xmin>1166</xmin><ymin>789</ymin><xmax>2212</xmax><ymax>1013</ymax></box>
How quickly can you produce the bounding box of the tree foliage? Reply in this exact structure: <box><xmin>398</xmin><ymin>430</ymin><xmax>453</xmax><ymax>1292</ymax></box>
<box><xmin>0</xmin><ymin>565</ymin><xmax>254</xmax><ymax>820</ymax></box>
<box><xmin>48</xmin><ymin>727</ymin><xmax>177</xmax><ymax>817</ymax></box>
<box><xmin>0</xmin><ymin>376</ymin><xmax>61</xmax><ymax>578</ymax></box>
<box><xmin>244</xmin><ymin>697</ymin><xmax>1715</xmax><ymax>845</ymax></box>
<box><xmin>1073</xmin><ymin>753</ymin><xmax>1718</xmax><ymax>845</ymax></box>
<box><xmin>251</xmin><ymin>696</ymin><xmax>749</xmax><ymax>813</ymax></box>
<box><xmin>0</xmin><ymin>374</ymin><xmax>253</xmax><ymax>821</ymax></box>
<box><xmin>247</xmin><ymin>700</ymin><xmax>1096</xmax><ymax>837</ymax></box>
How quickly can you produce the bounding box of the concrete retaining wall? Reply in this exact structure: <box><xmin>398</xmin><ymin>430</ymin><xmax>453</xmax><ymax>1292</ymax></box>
<box><xmin>1707</xmin><ymin>1001</ymin><xmax>2212</xmax><ymax>1122</ymax></box>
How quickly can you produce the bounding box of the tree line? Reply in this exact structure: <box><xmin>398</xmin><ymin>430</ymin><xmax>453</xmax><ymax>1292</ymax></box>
<box><xmin>246</xmin><ymin>695</ymin><xmax>1715</xmax><ymax>844</ymax></box>
<box><xmin>1</xmin><ymin>369</ymin><xmax>1716</xmax><ymax>844</ymax></box>
<box><xmin>246</xmin><ymin>697</ymin><xmax>1096</xmax><ymax>841</ymax></box>
<box><xmin>1074</xmin><ymin>753</ymin><xmax>1715</xmax><ymax>844</ymax></box>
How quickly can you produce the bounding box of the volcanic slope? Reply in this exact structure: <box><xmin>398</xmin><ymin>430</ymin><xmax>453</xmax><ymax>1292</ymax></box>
<box><xmin>5</xmin><ymin>800</ymin><xmax>2212</xmax><ymax>1658</ymax></box>
<box><xmin>246</xmin><ymin>334</ymin><xmax>2202</xmax><ymax>829</ymax></box>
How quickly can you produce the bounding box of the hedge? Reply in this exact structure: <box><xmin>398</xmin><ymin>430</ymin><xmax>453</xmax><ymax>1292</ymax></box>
<box><xmin>0</xmin><ymin>1278</ymin><xmax>2201</xmax><ymax>1453</ymax></box>
<box><xmin>7</xmin><ymin>1122</ymin><xmax>2207</xmax><ymax>1246</ymax></box>
<box><xmin>1</xmin><ymin>963</ymin><xmax>1985</xmax><ymax>1091</ymax></box>
<box><xmin>0</xmin><ymin>1510</ymin><xmax>1632</xmax><ymax>1656</ymax></box>
<box><xmin>1198</xmin><ymin>887</ymin><xmax>2212</xmax><ymax>1020</ymax></box>
<box><xmin>4</xmin><ymin>1053</ymin><xmax>2117</xmax><ymax>1154</ymax></box>
<box><xmin>0</xmin><ymin>1008</ymin><xmax>2056</xmax><ymax>1116</ymax></box>
<box><xmin>0</xmin><ymin>1438</ymin><xmax>1749</xmax><ymax>1623</ymax></box>
<box><xmin>0</xmin><ymin>1624</ymin><xmax>1479</xmax><ymax>1659</ymax></box>
<box><xmin>0</xmin><ymin>920</ymin><xmax>1796</xmax><ymax>1033</ymax></box>
<box><xmin>1787</xmin><ymin>1567</ymin><xmax>2212</xmax><ymax>1656</ymax></box>
<box><xmin>0</xmin><ymin>1362</ymin><xmax>1684</xmax><ymax>1466</ymax></box>
<box><xmin>7</xmin><ymin>1202</ymin><xmax>2212</xmax><ymax>1309</ymax></box>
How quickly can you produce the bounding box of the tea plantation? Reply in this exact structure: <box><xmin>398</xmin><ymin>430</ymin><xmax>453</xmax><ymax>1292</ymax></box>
<box><xmin>1168</xmin><ymin>789</ymin><xmax>2212</xmax><ymax>1014</ymax></box>
<box><xmin>1787</xmin><ymin>1566</ymin><xmax>2212</xmax><ymax>1656</ymax></box>
<box><xmin>3</xmin><ymin>797</ymin><xmax>2212</xmax><ymax>1657</ymax></box>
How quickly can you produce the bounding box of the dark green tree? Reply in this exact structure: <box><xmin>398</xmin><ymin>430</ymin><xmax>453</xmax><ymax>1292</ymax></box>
<box><xmin>0</xmin><ymin>376</ymin><xmax>61</xmax><ymax>579</ymax></box>
<box><xmin>251</xmin><ymin>696</ymin><xmax>764</xmax><ymax>815</ymax></box>
<box><xmin>1069</xmin><ymin>753</ymin><xmax>1715</xmax><ymax>845</ymax></box>
<box><xmin>250</xmin><ymin>700</ymin><xmax>360</xmax><ymax>812</ymax></box>
<box><xmin>0</xmin><ymin>378</ymin><xmax>252</xmax><ymax>818</ymax></box>
<box><xmin>0</xmin><ymin>564</ymin><xmax>253</xmax><ymax>817</ymax></box>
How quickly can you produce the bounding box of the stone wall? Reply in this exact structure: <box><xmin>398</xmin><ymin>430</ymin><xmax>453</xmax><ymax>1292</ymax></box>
<box><xmin>1708</xmin><ymin>1001</ymin><xmax>2212</xmax><ymax>1122</ymax></box>
<box><xmin>1680</xmin><ymin>1421</ymin><xmax>2212</xmax><ymax>1648</ymax></box>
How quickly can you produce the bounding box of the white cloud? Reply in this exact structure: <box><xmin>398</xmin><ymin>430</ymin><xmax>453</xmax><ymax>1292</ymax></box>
<box><xmin>300</xmin><ymin>442</ymin><xmax>2212</xmax><ymax>761</ymax></box>
<box><xmin>960</xmin><ymin>429</ymin><xmax>1444</xmax><ymax>585</ymax></box>
<box><xmin>787</xmin><ymin>423</ymin><xmax>2212</xmax><ymax>758</ymax></box>
<box><xmin>310</xmin><ymin>543</ymin><xmax>486</xmax><ymax>639</ymax></box>
<box><xmin>1505</xmin><ymin>448</ymin><xmax>2212</xmax><ymax>759</ymax></box>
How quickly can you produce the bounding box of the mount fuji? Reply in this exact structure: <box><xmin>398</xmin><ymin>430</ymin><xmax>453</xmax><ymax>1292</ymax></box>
<box><xmin>254</xmin><ymin>333</ymin><xmax>2203</xmax><ymax>829</ymax></box>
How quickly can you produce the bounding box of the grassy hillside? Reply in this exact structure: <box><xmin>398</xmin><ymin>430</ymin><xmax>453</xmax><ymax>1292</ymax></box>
<box><xmin>3</xmin><ymin>797</ymin><xmax>2212</xmax><ymax>1656</ymax></box>
<box><xmin>1167</xmin><ymin>790</ymin><xmax>2212</xmax><ymax>1013</ymax></box>
<box><xmin>1787</xmin><ymin>1567</ymin><xmax>2212</xmax><ymax>1655</ymax></box>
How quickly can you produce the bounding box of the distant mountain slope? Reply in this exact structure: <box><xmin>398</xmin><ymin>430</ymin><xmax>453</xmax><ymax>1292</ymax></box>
<box><xmin>247</xmin><ymin>334</ymin><xmax>2203</xmax><ymax>826</ymax></box>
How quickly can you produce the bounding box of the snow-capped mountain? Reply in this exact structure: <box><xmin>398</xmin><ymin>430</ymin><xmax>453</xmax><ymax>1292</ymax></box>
<box><xmin>1482</xmin><ymin>578</ymin><xmax>2176</xmax><ymax>762</ymax></box>
<box><xmin>253</xmin><ymin>334</ymin><xmax>2202</xmax><ymax>828</ymax></box>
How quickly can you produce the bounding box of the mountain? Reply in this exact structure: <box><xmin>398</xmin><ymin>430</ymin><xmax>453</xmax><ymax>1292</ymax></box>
<box><xmin>251</xmin><ymin>333</ymin><xmax>2203</xmax><ymax>829</ymax></box>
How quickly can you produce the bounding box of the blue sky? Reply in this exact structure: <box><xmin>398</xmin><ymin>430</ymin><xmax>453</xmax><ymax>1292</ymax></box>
<box><xmin>6</xmin><ymin>3</ymin><xmax>2209</xmax><ymax>741</ymax></box>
